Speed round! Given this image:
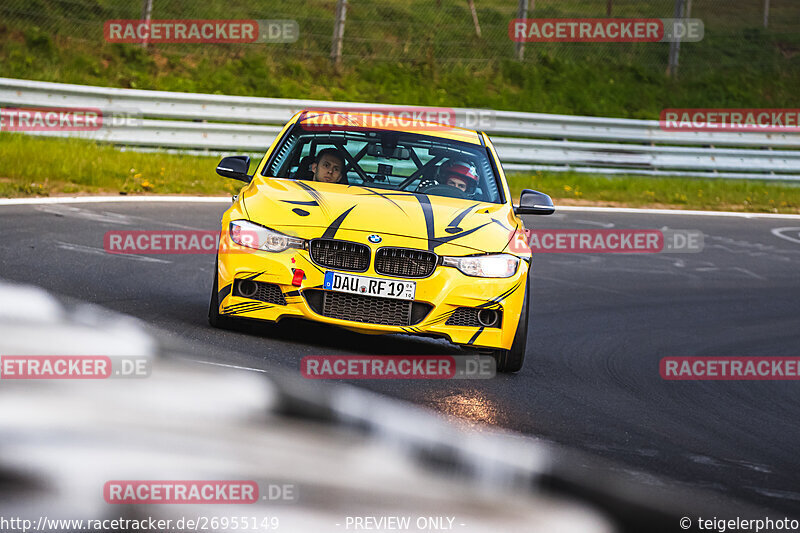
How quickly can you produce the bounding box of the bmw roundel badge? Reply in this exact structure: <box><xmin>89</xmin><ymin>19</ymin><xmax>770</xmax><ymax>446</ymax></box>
<box><xmin>368</xmin><ymin>234</ymin><xmax>382</xmax><ymax>244</ymax></box>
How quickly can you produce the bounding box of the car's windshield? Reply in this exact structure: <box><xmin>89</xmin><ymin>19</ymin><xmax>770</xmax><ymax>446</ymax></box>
<box><xmin>263</xmin><ymin>120</ymin><xmax>504</xmax><ymax>204</ymax></box>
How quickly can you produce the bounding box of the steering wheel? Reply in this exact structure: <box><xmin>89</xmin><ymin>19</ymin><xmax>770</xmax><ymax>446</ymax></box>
<box><xmin>415</xmin><ymin>183</ymin><xmax>468</xmax><ymax>199</ymax></box>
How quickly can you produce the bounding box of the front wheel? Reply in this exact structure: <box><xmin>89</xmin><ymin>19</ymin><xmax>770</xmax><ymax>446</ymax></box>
<box><xmin>492</xmin><ymin>277</ymin><xmax>529</xmax><ymax>373</ymax></box>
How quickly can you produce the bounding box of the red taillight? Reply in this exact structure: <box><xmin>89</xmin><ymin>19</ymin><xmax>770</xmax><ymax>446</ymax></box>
<box><xmin>292</xmin><ymin>269</ymin><xmax>305</xmax><ymax>287</ymax></box>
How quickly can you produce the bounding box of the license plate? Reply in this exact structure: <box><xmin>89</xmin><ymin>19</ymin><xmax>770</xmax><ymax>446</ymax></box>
<box><xmin>323</xmin><ymin>271</ymin><xmax>416</xmax><ymax>300</ymax></box>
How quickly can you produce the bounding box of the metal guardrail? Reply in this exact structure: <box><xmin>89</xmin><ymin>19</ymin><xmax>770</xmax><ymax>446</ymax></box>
<box><xmin>2</xmin><ymin>77</ymin><xmax>800</xmax><ymax>181</ymax></box>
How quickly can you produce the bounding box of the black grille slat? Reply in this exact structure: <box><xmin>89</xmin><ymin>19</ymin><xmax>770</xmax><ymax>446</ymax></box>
<box><xmin>235</xmin><ymin>280</ymin><xmax>287</xmax><ymax>305</ymax></box>
<box><xmin>375</xmin><ymin>247</ymin><xmax>437</xmax><ymax>278</ymax></box>
<box><xmin>322</xmin><ymin>291</ymin><xmax>411</xmax><ymax>326</ymax></box>
<box><xmin>310</xmin><ymin>239</ymin><xmax>370</xmax><ymax>272</ymax></box>
<box><xmin>304</xmin><ymin>290</ymin><xmax>432</xmax><ymax>327</ymax></box>
<box><xmin>254</xmin><ymin>283</ymin><xmax>287</xmax><ymax>305</ymax></box>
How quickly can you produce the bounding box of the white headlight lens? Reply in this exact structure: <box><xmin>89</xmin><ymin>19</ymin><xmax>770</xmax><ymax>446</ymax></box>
<box><xmin>442</xmin><ymin>254</ymin><xmax>519</xmax><ymax>278</ymax></box>
<box><xmin>229</xmin><ymin>220</ymin><xmax>304</xmax><ymax>252</ymax></box>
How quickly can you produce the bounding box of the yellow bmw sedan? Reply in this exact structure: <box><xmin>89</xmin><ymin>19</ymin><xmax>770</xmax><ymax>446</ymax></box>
<box><xmin>209</xmin><ymin>110</ymin><xmax>554</xmax><ymax>372</ymax></box>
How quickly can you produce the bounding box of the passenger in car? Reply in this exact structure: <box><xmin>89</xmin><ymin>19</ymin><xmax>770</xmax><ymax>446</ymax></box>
<box><xmin>441</xmin><ymin>160</ymin><xmax>479</xmax><ymax>195</ymax></box>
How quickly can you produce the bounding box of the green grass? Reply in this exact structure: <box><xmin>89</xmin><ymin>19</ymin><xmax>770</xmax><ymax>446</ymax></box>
<box><xmin>506</xmin><ymin>171</ymin><xmax>800</xmax><ymax>213</ymax></box>
<box><xmin>2</xmin><ymin>134</ymin><xmax>798</xmax><ymax>213</ymax></box>
<box><xmin>1</xmin><ymin>0</ymin><xmax>799</xmax><ymax>118</ymax></box>
<box><xmin>0</xmin><ymin>134</ymin><xmax>238</xmax><ymax>197</ymax></box>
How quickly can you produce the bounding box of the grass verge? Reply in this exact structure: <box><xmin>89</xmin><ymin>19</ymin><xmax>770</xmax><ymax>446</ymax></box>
<box><xmin>2</xmin><ymin>134</ymin><xmax>798</xmax><ymax>213</ymax></box>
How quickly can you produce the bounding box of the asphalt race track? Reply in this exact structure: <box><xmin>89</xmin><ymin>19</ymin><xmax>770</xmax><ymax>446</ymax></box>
<box><xmin>3</xmin><ymin>199</ymin><xmax>800</xmax><ymax>515</ymax></box>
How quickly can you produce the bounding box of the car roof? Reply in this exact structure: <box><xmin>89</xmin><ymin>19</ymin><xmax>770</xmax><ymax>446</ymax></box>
<box><xmin>294</xmin><ymin>110</ymin><xmax>483</xmax><ymax>145</ymax></box>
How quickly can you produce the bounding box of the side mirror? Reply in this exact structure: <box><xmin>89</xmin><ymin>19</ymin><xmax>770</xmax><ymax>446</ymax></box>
<box><xmin>515</xmin><ymin>189</ymin><xmax>555</xmax><ymax>215</ymax></box>
<box><xmin>216</xmin><ymin>156</ymin><xmax>252</xmax><ymax>183</ymax></box>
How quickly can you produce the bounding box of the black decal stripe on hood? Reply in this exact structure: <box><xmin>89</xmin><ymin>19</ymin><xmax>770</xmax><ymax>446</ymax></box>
<box><xmin>357</xmin><ymin>188</ymin><xmax>407</xmax><ymax>213</ymax></box>
<box><xmin>281</xmin><ymin>200</ymin><xmax>319</xmax><ymax>206</ymax></box>
<box><xmin>322</xmin><ymin>205</ymin><xmax>357</xmax><ymax>240</ymax></box>
<box><xmin>432</xmin><ymin>222</ymin><xmax>491</xmax><ymax>248</ymax></box>
<box><xmin>490</xmin><ymin>217</ymin><xmax>512</xmax><ymax>231</ymax></box>
<box><xmin>448</xmin><ymin>203</ymin><xmax>480</xmax><ymax>228</ymax></box>
<box><xmin>295</xmin><ymin>181</ymin><xmax>329</xmax><ymax>216</ymax></box>
<box><xmin>467</xmin><ymin>326</ymin><xmax>485</xmax><ymax>345</ymax></box>
<box><xmin>415</xmin><ymin>195</ymin><xmax>436</xmax><ymax>252</ymax></box>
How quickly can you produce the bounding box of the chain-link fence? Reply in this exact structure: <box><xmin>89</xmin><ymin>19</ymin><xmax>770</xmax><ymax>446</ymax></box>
<box><xmin>1</xmin><ymin>0</ymin><xmax>798</xmax><ymax>74</ymax></box>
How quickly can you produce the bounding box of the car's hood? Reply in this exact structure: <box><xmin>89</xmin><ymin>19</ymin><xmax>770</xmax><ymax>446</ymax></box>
<box><xmin>242</xmin><ymin>177</ymin><xmax>517</xmax><ymax>254</ymax></box>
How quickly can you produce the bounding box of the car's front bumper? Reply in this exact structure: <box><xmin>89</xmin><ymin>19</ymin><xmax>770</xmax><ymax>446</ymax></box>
<box><xmin>215</xmin><ymin>229</ymin><xmax>528</xmax><ymax>350</ymax></box>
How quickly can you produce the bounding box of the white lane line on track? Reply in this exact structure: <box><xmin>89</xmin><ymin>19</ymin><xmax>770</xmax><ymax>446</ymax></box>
<box><xmin>554</xmin><ymin>205</ymin><xmax>800</xmax><ymax>219</ymax></box>
<box><xmin>0</xmin><ymin>196</ymin><xmax>232</xmax><ymax>205</ymax></box>
<box><xmin>55</xmin><ymin>241</ymin><xmax>172</xmax><ymax>264</ymax></box>
<box><xmin>3</xmin><ymin>195</ymin><xmax>800</xmax><ymax>219</ymax></box>
<box><xmin>35</xmin><ymin>204</ymin><xmax>136</xmax><ymax>225</ymax></box>
<box><xmin>771</xmin><ymin>227</ymin><xmax>800</xmax><ymax>244</ymax></box>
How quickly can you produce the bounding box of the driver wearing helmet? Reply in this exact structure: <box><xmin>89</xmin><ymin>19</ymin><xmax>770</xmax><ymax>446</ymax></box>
<box><xmin>440</xmin><ymin>160</ymin><xmax>479</xmax><ymax>195</ymax></box>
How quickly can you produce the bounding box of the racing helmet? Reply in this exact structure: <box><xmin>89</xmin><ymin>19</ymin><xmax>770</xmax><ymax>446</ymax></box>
<box><xmin>440</xmin><ymin>160</ymin><xmax>479</xmax><ymax>193</ymax></box>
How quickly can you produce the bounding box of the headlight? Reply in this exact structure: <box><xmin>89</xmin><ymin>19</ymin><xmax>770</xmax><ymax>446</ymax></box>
<box><xmin>441</xmin><ymin>254</ymin><xmax>519</xmax><ymax>278</ymax></box>
<box><xmin>229</xmin><ymin>220</ymin><xmax>305</xmax><ymax>252</ymax></box>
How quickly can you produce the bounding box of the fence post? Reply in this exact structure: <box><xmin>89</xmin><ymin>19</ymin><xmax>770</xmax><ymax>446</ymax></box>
<box><xmin>515</xmin><ymin>0</ymin><xmax>528</xmax><ymax>60</ymax></box>
<box><xmin>667</xmin><ymin>0</ymin><xmax>685</xmax><ymax>78</ymax></box>
<box><xmin>763</xmin><ymin>0</ymin><xmax>770</xmax><ymax>28</ymax></box>
<box><xmin>606</xmin><ymin>0</ymin><xmax>612</xmax><ymax>17</ymax></box>
<box><xmin>331</xmin><ymin>0</ymin><xmax>348</xmax><ymax>67</ymax></box>
<box><xmin>468</xmin><ymin>0</ymin><xmax>482</xmax><ymax>38</ymax></box>
<box><xmin>140</xmin><ymin>0</ymin><xmax>153</xmax><ymax>49</ymax></box>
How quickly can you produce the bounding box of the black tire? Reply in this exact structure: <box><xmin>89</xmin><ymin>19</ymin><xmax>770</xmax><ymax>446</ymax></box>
<box><xmin>492</xmin><ymin>276</ymin><xmax>530</xmax><ymax>373</ymax></box>
<box><xmin>208</xmin><ymin>265</ymin><xmax>234</xmax><ymax>329</ymax></box>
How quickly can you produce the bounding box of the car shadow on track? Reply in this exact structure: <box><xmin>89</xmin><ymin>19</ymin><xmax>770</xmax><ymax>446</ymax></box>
<box><xmin>211</xmin><ymin>314</ymin><xmax>468</xmax><ymax>355</ymax></box>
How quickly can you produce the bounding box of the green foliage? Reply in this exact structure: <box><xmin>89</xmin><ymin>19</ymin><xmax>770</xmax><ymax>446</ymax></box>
<box><xmin>506</xmin><ymin>171</ymin><xmax>800</xmax><ymax>213</ymax></box>
<box><xmin>1</xmin><ymin>135</ymin><xmax>798</xmax><ymax>214</ymax></box>
<box><xmin>0</xmin><ymin>2</ymin><xmax>798</xmax><ymax>118</ymax></box>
